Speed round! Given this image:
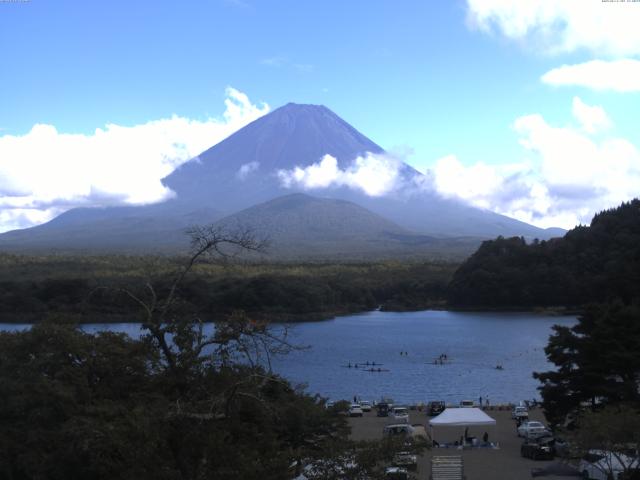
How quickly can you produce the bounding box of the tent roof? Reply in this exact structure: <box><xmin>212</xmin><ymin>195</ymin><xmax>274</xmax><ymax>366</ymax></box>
<box><xmin>429</xmin><ymin>408</ymin><xmax>496</xmax><ymax>427</ymax></box>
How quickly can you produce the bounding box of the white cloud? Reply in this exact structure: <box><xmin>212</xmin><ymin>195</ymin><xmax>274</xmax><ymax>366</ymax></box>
<box><xmin>429</xmin><ymin>97</ymin><xmax>640</xmax><ymax>229</ymax></box>
<box><xmin>236</xmin><ymin>161</ymin><xmax>260</xmax><ymax>180</ymax></box>
<box><xmin>571</xmin><ymin>97</ymin><xmax>612</xmax><ymax>134</ymax></box>
<box><xmin>277</xmin><ymin>153</ymin><xmax>403</xmax><ymax>197</ymax></box>
<box><xmin>276</xmin><ymin>98</ymin><xmax>636</xmax><ymax>230</ymax></box>
<box><xmin>542</xmin><ymin>59</ymin><xmax>640</xmax><ymax>92</ymax></box>
<box><xmin>466</xmin><ymin>0</ymin><xmax>640</xmax><ymax>56</ymax></box>
<box><xmin>0</xmin><ymin>88</ymin><xmax>269</xmax><ymax>233</ymax></box>
<box><xmin>433</xmin><ymin>155</ymin><xmax>528</xmax><ymax>211</ymax></box>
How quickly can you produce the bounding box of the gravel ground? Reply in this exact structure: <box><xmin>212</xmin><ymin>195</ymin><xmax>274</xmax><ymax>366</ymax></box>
<box><xmin>348</xmin><ymin>406</ymin><xmax>575</xmax><ymax>480</ymax></box>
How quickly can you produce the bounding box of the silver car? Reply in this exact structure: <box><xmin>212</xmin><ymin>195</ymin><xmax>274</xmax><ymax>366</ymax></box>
<box><xmin>517</xmin><ymin>420</ymin><xmax>548</xmax><ymax>438</ymax></box>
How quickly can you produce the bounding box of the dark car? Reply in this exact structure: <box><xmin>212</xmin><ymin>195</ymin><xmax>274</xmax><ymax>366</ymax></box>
<box><xmin>521</xmin><ymin>437</ymin><xmax>555</xmax><ymax>460</ymax></box>
<box><xmin>534</xmin><ymin>434</ymin><xmax>575</xmax><ymax>458</ymax></box>
<box><xmin>377</xmin><ymin>402</ymin><xmax>390</xmax><ymax>417</ymax></box>
<box><xmin>550</xmin><ymin>436</ymin><xmax>573</xmax><ymax>458</ymax></box>
<box><xmin>428</xmin><ymin>401</ymin><xmax>446</xmax><ymax>416</ymax></box>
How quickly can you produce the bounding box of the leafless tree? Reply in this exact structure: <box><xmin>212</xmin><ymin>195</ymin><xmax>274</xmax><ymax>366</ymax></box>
<box><xmin>120</xmin><ymin>225</ymin><xmax>297</xmax><ymax>376</ymax></box>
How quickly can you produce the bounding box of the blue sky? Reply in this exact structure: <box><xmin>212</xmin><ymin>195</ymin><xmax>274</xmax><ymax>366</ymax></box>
<box><xmin>1</xmin><ymin>0</ymin><xmax>639</xmax><ymax>231</ymax></box>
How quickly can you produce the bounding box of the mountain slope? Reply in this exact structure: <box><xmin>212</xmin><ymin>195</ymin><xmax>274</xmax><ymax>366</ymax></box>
<box><xmin>162</xmin><ymin>102</ymin><xmax>559</xmax><ymax>239</ymax></box>
<box><xmin>0</xmin><ymin>202</ymin><xmax>223</xmax><ymax>253</ymax></box>
<box><xmin>0</xmin><ymin>102</ymin><xmax>562</xmax><ymax>256</ymax></box>
<box><xmin>213</xmin><ymin>193</ymin><xmax>482</xmax><ymax>259</ymax></box>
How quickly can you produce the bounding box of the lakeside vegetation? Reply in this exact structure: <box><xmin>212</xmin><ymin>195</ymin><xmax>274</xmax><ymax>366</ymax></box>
<box><xmin>0</xmin><ymin>255</ymin><xmax>456</xmax><ymax>324</ymax></box>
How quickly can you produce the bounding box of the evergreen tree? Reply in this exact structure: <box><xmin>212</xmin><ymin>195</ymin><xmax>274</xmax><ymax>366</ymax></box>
<box><xmin>534</xmin><ymin>303</ymin><xmax>640</xmax><ymax>427</ymax></box>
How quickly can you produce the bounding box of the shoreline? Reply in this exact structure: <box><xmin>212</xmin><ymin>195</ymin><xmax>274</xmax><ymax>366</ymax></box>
<box><xmin>0</xmin><ymin>304</ymin><xmax>582</xmax><ymax>325</ymax></box>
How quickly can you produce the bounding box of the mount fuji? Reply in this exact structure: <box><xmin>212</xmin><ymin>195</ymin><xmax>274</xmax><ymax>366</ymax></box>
<box><xmin>0</xmin><ymin>103</ymin><xmax>563</xmax><ymax>257</ymax></box>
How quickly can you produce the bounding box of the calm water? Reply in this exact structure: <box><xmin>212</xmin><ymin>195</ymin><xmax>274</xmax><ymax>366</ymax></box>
<box><xmin>1</xmin><ymin>310</ymin><xmax>575</xmax><ymax>405</ymax></box>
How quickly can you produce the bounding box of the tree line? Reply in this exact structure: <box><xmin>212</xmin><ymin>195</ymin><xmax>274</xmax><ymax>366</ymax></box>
<box><xmin>0</xmin><ymin>257</ymin><xmax>454</xmax><ymax>323</ymax></box>
<box><xmin>448</xmin><ymin>199</ymin><xmax>640</xmax><ymax>308</ymax></box>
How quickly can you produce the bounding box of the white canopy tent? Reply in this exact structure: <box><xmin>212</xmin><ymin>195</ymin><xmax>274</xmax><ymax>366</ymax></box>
<box><xmin>428</xmin><ymin>408</ymin><xmax>496</xmax><ymax>446</ymax></box>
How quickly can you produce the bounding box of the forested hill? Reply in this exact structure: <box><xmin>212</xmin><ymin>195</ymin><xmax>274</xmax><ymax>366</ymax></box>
<box><xmin>448</xmin><ymin>199</ymin><xmax>640</xmax><ymax>308</ymax></box>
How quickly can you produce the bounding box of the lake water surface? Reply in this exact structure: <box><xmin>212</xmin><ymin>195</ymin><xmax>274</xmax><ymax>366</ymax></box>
<box><xmin>1</xmin><ymin>310</ymin><xmax>575</xmax><ymax>405</ymax></box>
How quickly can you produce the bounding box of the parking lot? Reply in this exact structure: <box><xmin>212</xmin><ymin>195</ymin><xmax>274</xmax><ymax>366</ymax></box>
<box><xmin>348</xmin><ymin>406</ymin><xmax>572</xmax><ymax>480</ymax></box>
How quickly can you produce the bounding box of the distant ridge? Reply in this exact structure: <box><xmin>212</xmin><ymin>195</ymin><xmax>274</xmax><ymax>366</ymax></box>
<box><xmin>212</xmin><ymin>193</ymin><xmax>483</xmax><ymax>260</ymax></box>
<box><xmin>0</xmin><ymin>203</ymin><xmax>223</xmax><ymax>253</ymax></box>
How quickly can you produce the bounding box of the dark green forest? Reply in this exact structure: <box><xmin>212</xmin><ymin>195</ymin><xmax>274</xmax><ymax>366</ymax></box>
<box><xmin>0</xmin><ymin>228</ymin><xmax>426</xmax><ymax>480</ymax></box>
<box><xmin>534</xmin><ymin>302</ymin><xmax>640</xmax><ymax>427</ymax></box>
<box><xmin>448</xmin><ymin>199</ymin><xmax>640</xmax><ymax>308</ymax></box>
<box><xmin>0</xmin><ymin>256</ymin><xmax>454</xmax><ymax>324</ymax></box>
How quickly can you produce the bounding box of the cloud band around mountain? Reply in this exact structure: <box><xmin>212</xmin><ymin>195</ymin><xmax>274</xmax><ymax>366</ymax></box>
<box><xmin>277</xmin><ymin>153</ymin><xmax>404</xmax><ymax>197</ymax></box>
<box><xmin>0</xmin><ymin>88</ymin><xmax>269</xmax><ymax>233</ymax></box>
<box><xmin>432</xmin><ymin>97</ymin><xmax>640</xmax><ymax>229</ymax></box>
<box><xmin>277</xmin><ymin>97</ymin><xmax>640</xmax><ymax>230</ymax></box>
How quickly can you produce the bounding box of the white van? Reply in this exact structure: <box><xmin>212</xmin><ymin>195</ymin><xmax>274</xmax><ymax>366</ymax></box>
<box><xmin>392</xmin><ymin>406</ymin><xmax>409</xmax><ymax>423</ymax></box>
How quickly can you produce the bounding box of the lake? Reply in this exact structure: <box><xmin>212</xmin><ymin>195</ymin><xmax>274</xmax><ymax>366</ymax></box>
<box><xmin>0</xmin><ymin>310</ymin><xmax>575</xmax><ymax>405</ymax></box>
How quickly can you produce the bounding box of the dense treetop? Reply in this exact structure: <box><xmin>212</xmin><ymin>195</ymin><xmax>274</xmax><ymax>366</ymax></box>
<box><xmin>448</xmin><ymin>199</ymin><xmax>640</xmax><ymax>308</ymax></box>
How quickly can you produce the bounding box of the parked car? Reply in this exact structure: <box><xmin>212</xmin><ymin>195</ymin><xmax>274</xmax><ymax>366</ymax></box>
<box><xmin>512</xmin><ymin>405</ymin><xmax>529</xmax><ymax>420</ymax></box>
<box><xmin>383</xmin><ymin>423</ymin><xmax>427</xmax><ymax>442</ymax></box>
<box><xmin>359</xmin><ymin>400</ymin><xmax>372</xmax><ymax>412</ymax></box>
<box><xmin>377</xmin><ymin>402</ymin><xmax>391</xmax><ymax>417</ymax></box>
<box><xmin>578</xmin><ymin>450</ymin><xmax>639</xmax><ymax>480</ymax></box>
<box><xmin>460</xmin><ymin>399</ymin><xmax>475</xmax><ymax>408</ymax></box>
<box><xmin>532</xmin><ymin>433</ymin><xmax>575</xmax><ymax>458</ymax></box>
<box><xmin>517</xmin><ymin>420</ymin><xmax>549</xmax><ymax>439</ymax></box>
<box><xmin>393</xmin><ymin>451</ymin><xmax>417</xmax><ymax>469</ymax></box>
<box><xmin>392</xmin><ymin>406</ymin><xmax>409</xmax><ymax>423</ymax></box>
<box><xmin>384</xmin><ymin>466</ymin><xmax>409</xmax><ymax>480</ymax></box>
<box><xmin>521</xmin><ymin>437</ymin><xmax>555</xmax><ymax>460</ymax></box>
<box><xmin>551</xmin><ymin>436</ymin><xmax>573</xmax><ymax>458</ymax></box>
<box><xmin>349</xmin><ymin>404</ymin><xmax>364</xmax><ymax>417</ymax></box>
<box><xmin>428</xmin><ymin>400</ymin><xmax>446</xmax><ymax>416</ymax></box>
